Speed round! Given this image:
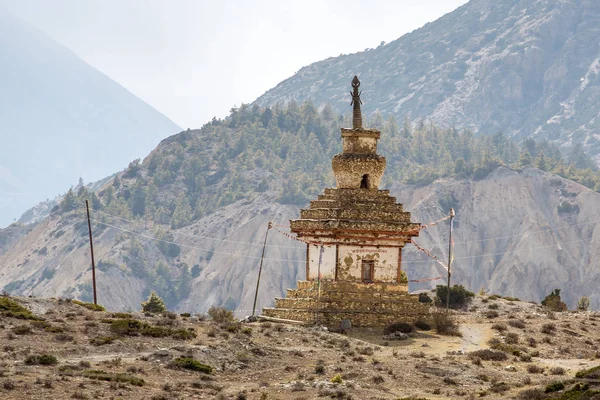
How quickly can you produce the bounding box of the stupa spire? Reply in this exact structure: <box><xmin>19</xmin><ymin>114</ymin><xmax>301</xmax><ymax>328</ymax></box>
<box><xmin>350</xmin><ymin>76</ymin><xmax>362</xmax><ymax>129</ymax></box>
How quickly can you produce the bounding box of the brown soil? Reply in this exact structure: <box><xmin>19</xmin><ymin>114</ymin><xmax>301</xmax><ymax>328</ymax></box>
<box><xmin>0</xmin><ymin>295</ymin><xmax>599</xmax><ymax>399</ymax></box>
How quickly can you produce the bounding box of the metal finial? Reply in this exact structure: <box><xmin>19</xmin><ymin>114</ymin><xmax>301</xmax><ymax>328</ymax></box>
<box><xmin>350</xmin><ymin>75</ymin><xmax>362</xmax><ymax>129</ymax></box>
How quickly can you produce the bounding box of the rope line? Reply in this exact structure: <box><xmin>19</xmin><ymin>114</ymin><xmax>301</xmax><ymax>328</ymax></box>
<box><xmin>86</xmin><ymin>207</ymin><xmax>301</xmax><ymax>250</ymax></box>
<box><xmin>90</xmin><ymin>219</ymin><xmax>306</xmax><ymax>265</ymax></box>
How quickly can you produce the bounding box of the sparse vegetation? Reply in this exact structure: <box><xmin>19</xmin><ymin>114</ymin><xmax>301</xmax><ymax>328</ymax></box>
<box><xmin>71</xmin><ymin>300</ymin><xmax>105</xmax><ymax>312</ymax></box>
<box><xmin>208</xmin><ymin>306</ymin><xmax>235</xmax><ymax>323</ymax></box>
<box><xmin>0</xmin><ymin>297</ymin><xmax>42</xmax><ymax>320</ymax></box>
<box><xmin>468</xmin><ymin>349</ymin><xmax>508</xmax><ymax>361</ymax></box>
<box><xmin>169</xmin><ymin>358</ymin><xmax>212</xmax><ymax>374</ymax></box>
<box><xmin>25</xmin><ymin>354</ymin><xmax>58</xmax><ymax>365</ymax></box>
<box><xmin>110</xmin><ymin>318</ymin><xmax>195</xmax><ymax>339</ymax></box>
<box><xmin>577</xmin><ymin>296</ymin><xmax>590</xmax><ymax>311</ymax></box>
<box><xmin>432</xmin><ymin>309</ymin><xmax>462</xmax><ymax>336</ymax></box>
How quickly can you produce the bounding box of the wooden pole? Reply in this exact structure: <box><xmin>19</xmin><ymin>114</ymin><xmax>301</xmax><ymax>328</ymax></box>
<box><xmin>316</xmin><ymin>244</ymin><xmax>324</xmax><ymax>324</ymax></box>
<box><xmin>251</xmin><ymin>222</ymin><xmax>272</xmax><ymax>319</ymax></box>
<box><xmin>85</xmin><ymin>200</ymin><xmax>98</xmax><ymax>305</ymax></box>
<box><xmin>446</xmin><ymin>208</ymin><xmax>455</xmax><ymax>312</ymax></box>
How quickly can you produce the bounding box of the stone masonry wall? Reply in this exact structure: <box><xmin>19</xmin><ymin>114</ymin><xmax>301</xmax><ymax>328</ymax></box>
<box><xmin>262</xmin><ymin>280</ymin><xmax>430</xmax><ymax>328</ymax></box>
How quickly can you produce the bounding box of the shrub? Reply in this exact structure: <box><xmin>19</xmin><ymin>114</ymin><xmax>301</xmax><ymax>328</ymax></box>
<box><xmin>541</xmin><ymin>289</ymin><xmax>567</xmax><ymax>312</ymax></box>
<box><xmin>331</xmin><ymin>374</ymin><xmax>343</xmax><ymax>384</ymax></box>
<box><xmin>13</xmin><ymin>325</ymin><xmax>32</xmax><ymax>335</ymax></box>
<box><xmin>508</xmin><ymin>319</ymin><xmax>526</xmax><ymax>329</ymax></box>
<box><xmin>577</xmin><ymin>296</ymin><xmax>590</xmax><ymax>311</ymax></box>
<box><xmin>89</xmin><ymin>336</ymin><xmax>114</xmax><ymax>346</ymax></box>
<box><xmin>383</xmin><ymin>322</ymin><xmax>413</xmax><ymax>334</ymax></box>
<box><xmin>491</xmin><ymin>323</ymin><xmax>507</xmax><ymax>332</ymax></box>
<box><xmin>25</xmin><ymin>354</ymin><xmax>58</xmax><ymax>365</ymax></box>
<box><xmin>111</xmin><ymin>319</ymin><xmax>144</xmax><ymax>336</ymax></box>
<box><xmin>550</xmin><ymin>367</ymin><xmax>565</xmax><ymax>375</ymax></box>
<box><xmin>315</xmin><ymin>360</ymin><xmax>325</xmax><ymax>375</ymax></box>
<box><xmin>434</xmin><ymin>285</ymin><xmax>474</xmax><ymax>309</ymax></box>
<box><xmin>432</xmin><ymin>310</ymin><xmax>461</xmax><ymax>336</ymax></box>
<box><xmin>485</xmin><ymin>310</ymin><xmax>499</xmax><ymax>319</ymax></box>
<box><xmin>544</xmin><ymin>381</ymin><xmax>565</xmax><ymax>393</ymax></box>
<box><xmin>505</xmin><ymin>332</ymin><xmax>519</xmax><ymax>344</ymax></box>
<box><xmin>541</xmin><ymin>323</ymin><xmax>556</xmax><ymax>335</ymax></box>
<box><xmin>467</xmin><ymin>349</ymin><xmax>508</xmax><ymax>361</ymax></box>
<box><xmin>208</xmin><ymin>306</ymin><xmax>235</xmax><ymax>323</ymax></box>
<box><xmin>141</xmin><ymin>292</ymin><xmax>166</xmax><ymax>314</ymax></box>
<box><xmin>81</xmin><ymin>370</ymin><xmax>145</xmax><ymax>386</ymax></box>
<box><xmin>488</xmin><ymin>303</ymin><xmax>500</xmax><ymax>310</ymax></box>
<box><xmin>575</xmin><ymin>365</ymin><xmax>600</xmax><ymax>379</ymax></box>
<box><xmin>526</xmin><ymin>365</ymin><xmax>544</xmax><ymax>374</ymax></box>
<box><xmin>515</xmin><ymin>389</ymin><xmax>545</xmax><ymax>400</ymax></box>
<box><xmin>418</xmin><ymin>293</ymin><xmax>432</xmax><ymax>303</ymax></box>
<box><xmin>0</xmin><ymin>297</ymin><xmax>41</xmax><ymax>320</ymax></box>
<box><xmin>414</xmin><ymin>320</ymin><xmax>431</xmax><ymax>331</ymax></box>
<box><xmin>71</xmin><ymin>300</ymin><xmax>105</xmax><ymax>312</ymax></box>
<box><xmin>170</xmin><ymin>358</ymin><xmax>212</xmax><ymax>374</ymax></box>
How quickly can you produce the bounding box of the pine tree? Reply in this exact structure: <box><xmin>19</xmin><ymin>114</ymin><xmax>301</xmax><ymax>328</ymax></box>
<box><xmin>141</xmin><ymin>291</ymin><xmax>167</xmax><ymax>314</ymax></box>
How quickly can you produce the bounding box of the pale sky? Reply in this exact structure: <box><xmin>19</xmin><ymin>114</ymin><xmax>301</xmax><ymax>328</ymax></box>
<box><xmin>1</xmin><ymin>0</ymin><xmax>468</xmax><ymax>129</ymax></box>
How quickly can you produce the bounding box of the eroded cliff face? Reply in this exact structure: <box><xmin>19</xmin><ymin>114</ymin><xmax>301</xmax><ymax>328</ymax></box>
<box><xmin>398</xmin><ymin>167</ymin><xmax>600</xmax><ymax>310</ymax></box>
<box><xmin>255</xmin><ymin>0</ymin><xmax>600</xmax><ymax>163</ymax></box>
<box><xmin>0</xmin><ymin>167</ymin><xmax>598</xmax><ymax>312</ymax></box>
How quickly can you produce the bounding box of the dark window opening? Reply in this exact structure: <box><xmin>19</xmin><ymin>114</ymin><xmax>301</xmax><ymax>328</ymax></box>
<box><xmin>362</xmin><ymin>260</ymin><xmax>374</xmax><ymax>282</ymax></box>
<box><xmin>360</xmin><ymin>174</ymin><xmax>370</xmax><ymax>189</ymax></box>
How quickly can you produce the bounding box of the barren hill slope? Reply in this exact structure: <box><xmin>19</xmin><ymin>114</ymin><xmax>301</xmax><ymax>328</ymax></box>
<box><xmin>0</xmin><ymin>295</ymin><xmax>599</xmax><ymax>399</ymax></box>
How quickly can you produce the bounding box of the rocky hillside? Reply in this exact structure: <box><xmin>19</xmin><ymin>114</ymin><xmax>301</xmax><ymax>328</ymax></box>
<box><xmin>1</xmin><ymin>164</ymin><xmax>599</xmax><ymax>313</ymax></box>
<box><xmin>0</xmin><ymin>295</ymin><xmax>599</xmax><ymax>399</ymax></box>
<box><xmin>255</xmin><ymin>0</ymin><xmax>600</xmax><ymax>164</ymax></box>
<box><xmin>0</xmin><ymin>7</ymin><xmax>180</xmax><ymax>227</ymax></box>
<box><xmin>397</xmin><ymin>166</ymin><xmax>600</xmax><ymax>311</ymax></box>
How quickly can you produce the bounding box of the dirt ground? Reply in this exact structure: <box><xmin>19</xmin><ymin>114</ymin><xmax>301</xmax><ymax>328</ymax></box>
<box><xmin>0</xmin><ymin>295</ymin><xmax>599</xmax><ymax>399</ymax></box>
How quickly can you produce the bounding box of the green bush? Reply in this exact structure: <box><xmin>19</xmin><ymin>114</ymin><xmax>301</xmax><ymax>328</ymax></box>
<box><xmin>434</xmin><ymin>285</ymin><xmax>474</xmax><ymax>309</ymax></box>
<box><xmin>170</xmin><ymin>358</ymin><xmax>212</xmax><ymax>374</ymax></box>
<box><xmin>141</xmin><ymin>292</ymin><xmax>167</xmax><ymax>314</ymax></box>
<box><xmin>0</xmin><ymin>297</ymin><xmax>42</xmax><ymax>320</ymax></box>
<box><xmin>110</xmin><ymin>319</ymin><xmax>144</xmax><ymax>336</ymax></box>
<box><xmin>541</xmin><ymin>289</ymin><xmax>567</xmax><ymax>312</ymax></box>
<box><xmin>110</xmin><ymin>318</ymin><xmax>196</xmax><ymax>340</ymax></box>
<box><xmin>25</xmin><ymin>354</ymin><xmax>58</xmax><ymax>365</ymax></box>
<box><xmin>575</xmin><ymin>365</ymin><xmax>600</xmax><ymax>379</ymax></box>
<box><xmin>72</xmin><ymin>300</ymin><xmax>105</xmax><ymax>312</ymax></box>
<box><xmin>544</xmin><ymin>381</ymin><xmax>565</xmax><ymax>393</ymax></box>
<box><xmin>89</xmin><ymin>336</ymin><xmax>114</xmax><ymax>346</ymax></box>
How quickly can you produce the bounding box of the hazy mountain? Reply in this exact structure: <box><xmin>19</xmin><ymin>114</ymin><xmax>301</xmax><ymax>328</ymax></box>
<box><xmin>0</xmin><ymin>6</ymin><xmax>180</xmax><ymax>227</ymax></box>
<box><xmin>255</xmin><ymin>0</ymin><xmax>600</xmax><ymax>164</ymax></box>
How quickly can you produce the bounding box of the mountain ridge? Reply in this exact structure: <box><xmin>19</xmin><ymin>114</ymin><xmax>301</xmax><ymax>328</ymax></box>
<box><xmin>255</xmin><ymin>0</ymin><xmax>600</xmax><ymax>164</ymax></box>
